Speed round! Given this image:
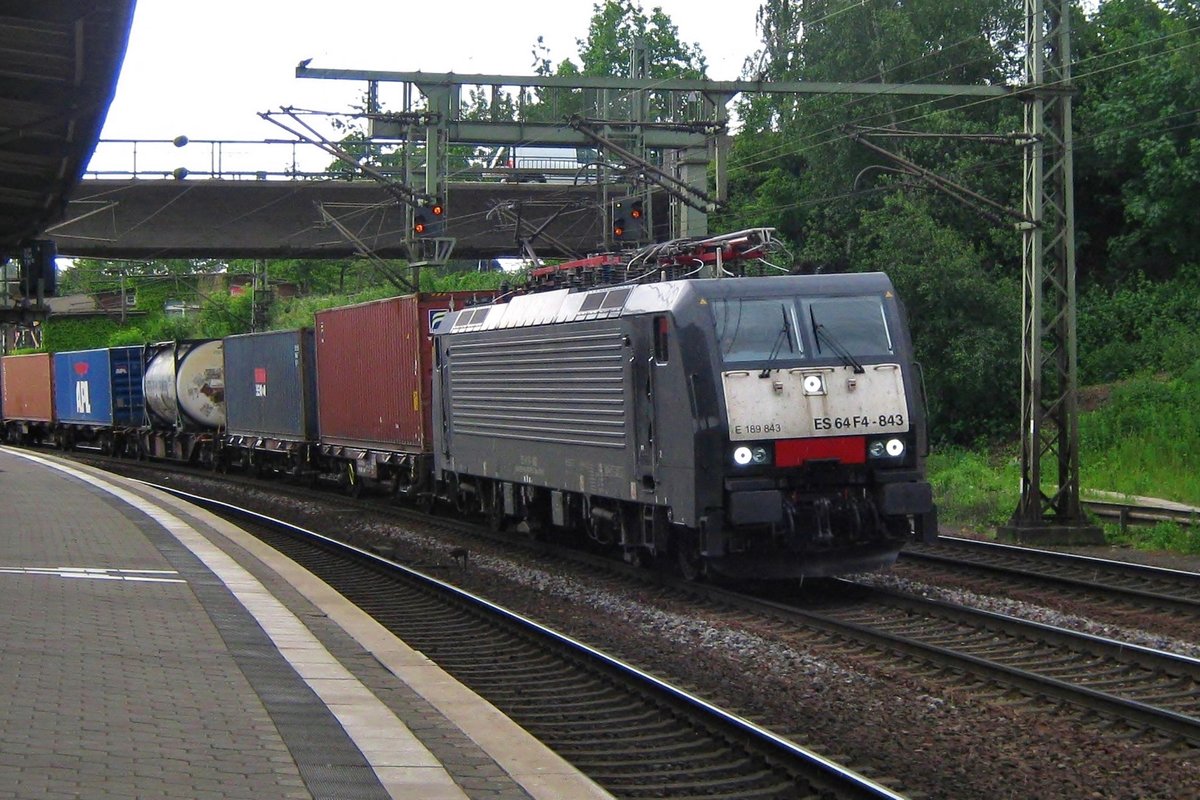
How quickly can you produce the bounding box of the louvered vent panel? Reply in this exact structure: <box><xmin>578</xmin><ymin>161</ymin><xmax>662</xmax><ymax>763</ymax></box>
<box><xmin>449</xmin><ymin>328</ymin><xmax>626</xmax><ymax>448</ymax></box>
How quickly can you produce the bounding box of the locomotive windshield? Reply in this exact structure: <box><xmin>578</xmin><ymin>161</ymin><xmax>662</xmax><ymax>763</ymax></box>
<box><xmin>807</xmin><ymin>296</ymin><xmax>893</xmax><ymax>357</ymax></box>
<box><xmin>713</xmin><ymin>298</ymin><xmax>803</xmax><ymax>363</ymax></box>
<box><xmin>712</xmin><ymin>294</ymin><xmax>892</xmax><ymax>364</ymax></box>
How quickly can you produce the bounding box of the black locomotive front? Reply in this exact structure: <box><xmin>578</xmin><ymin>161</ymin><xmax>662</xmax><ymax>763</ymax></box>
<box><xmin>680</xmin><ymin>273</ymin><xmax>936</xmax><ymax>578</ymax></box>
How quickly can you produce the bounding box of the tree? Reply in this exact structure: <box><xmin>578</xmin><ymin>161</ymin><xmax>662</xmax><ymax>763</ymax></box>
<box><xmin>575</xmin><ymin>1</ymin><xmax>708</xmax><ymax>79</ymax></box>
<box><xmin>1073</xmin><ymin>0</ymin><xmax>1200</xmax><ymax>281</ymax></box>
<box><xmin>852</xmin><ymin>194</ymin><xmax>1022</xmax><ymax>443</ymax></box>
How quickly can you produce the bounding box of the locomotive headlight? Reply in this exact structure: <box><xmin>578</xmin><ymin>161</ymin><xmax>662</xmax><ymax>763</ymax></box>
<box><xmin>802</xmin><ymin>374</ymin><xmax>825</xmax><ymax>395</ymax></box>
<box><xmin>732</xmin><ymin>445</ymin><xmax>771</xmax><ymax>467</ymax></box>
<box><xmin>868</xmin><ymin>437</ymin><xmax>907</xmax><ymax>459</ymax></box>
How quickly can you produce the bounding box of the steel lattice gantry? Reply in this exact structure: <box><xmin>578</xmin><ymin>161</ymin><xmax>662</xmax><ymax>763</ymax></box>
<box><xmin>1000</xmin><ymin>0</ymin><xmax>1102</xmax><ymax>543</ymax></box>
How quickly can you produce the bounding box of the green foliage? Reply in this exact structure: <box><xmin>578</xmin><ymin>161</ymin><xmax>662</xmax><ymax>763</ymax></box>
<box><xmin>1074</xmin><ymin>0</ymin><xmax>1200</xmax><ymax>280</ymax></box>
<box><xmin>576</xmin><ymin>1</ymin><xmax>708</xmax><ymax>79</ymax></box>
<box><xmin>107</xmin><ymin>327</ymin><xmax>148</xmax><ymax>347</ymax></box>
<box><xmin>195</xmin><ymin>292</ymin><xmax>253</xmax><ymax>338</ymax></box>
<box><xmin>268</xmin><ymin>291</ymin><xmax>383</xmax><ymax>331</ymax></box>
<box><xmin>1105</xmin><ymin>521</ymin><xmax>1200</xmax><ymax>556</ymax></box>
<box><xmin>1079</xmin><ymin>363</ymin><xmax>1200</xmax><ymax>505</ymax></box>
<box><xmin>266</xmin><ymin>267</ymin><xmax>517</xmax><ymax>331</ymax></box>
<box><xmin>41</xmin><ymin>317</ymin><xmax>120</xmax><ymax>353</ymax></box>
<box><xmin>847</xmin><ymin>195</ymin><xmax>1022</xmax><ymax>443</ymax></box>
<box><xmin>927</xmin><ymin>446</ymin><xmax>1021</xmax><ymax>529</ymax></box>
<box><xmin>1077</xmin><ymin>264</ymin><xmax>1200</xmax><ymax>382</ymax></box>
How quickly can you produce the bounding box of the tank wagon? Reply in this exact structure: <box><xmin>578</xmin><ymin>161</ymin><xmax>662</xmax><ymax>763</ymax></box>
<box><xmin>140</xmin><ymin>340</ymin><xmax>225</xmax><ymax>462</ymax></box>
<box><xmin>432</xmin><ymin>273</ymin><xmax>935</xmax><ymax>579</ymax></box>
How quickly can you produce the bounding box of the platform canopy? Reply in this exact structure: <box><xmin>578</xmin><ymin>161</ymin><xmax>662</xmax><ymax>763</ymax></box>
<box><xmin>0</xmin><ymin>1</ymin><xmax>137</xmax><ymax>251</ymax></box>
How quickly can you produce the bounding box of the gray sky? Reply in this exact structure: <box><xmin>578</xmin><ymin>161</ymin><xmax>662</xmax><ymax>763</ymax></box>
<box><xmin>96</xmin><ymin>0</ymin><xmax>766</xmax><ymax>160</ymax></box>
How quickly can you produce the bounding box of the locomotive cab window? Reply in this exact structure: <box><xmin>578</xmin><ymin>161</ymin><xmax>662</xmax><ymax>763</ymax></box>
<box><xmin>805</xmin><ymin>296</ymin><xmax>893</xmax><ymax>357</ymax></box>
<box><xmin>712</xmin><ymin>298</ymin><xmax>803</xmax><ymax>364</ymax></box>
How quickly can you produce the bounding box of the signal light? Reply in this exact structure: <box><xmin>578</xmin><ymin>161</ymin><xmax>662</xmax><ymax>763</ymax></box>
<box><xmin>611</xmin><ymin>197</ymin><xmax>644</xmax><ymax>242</ymax></box>
<box><xmin>414</xmin><ymin>202</ymin><xmax>446</xmax><ymax>238</ymax></box>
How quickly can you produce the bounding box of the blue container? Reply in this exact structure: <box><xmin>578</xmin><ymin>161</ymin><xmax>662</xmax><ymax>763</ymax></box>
<box><xmin>53</xmin><ymin>346</ymin><xmax>145</xmax><ymax>427</ymax></box>
<box><xmin>223</xmin><ymin>329</ymin><xmax>317</xmax><ymax>441</ymax></box>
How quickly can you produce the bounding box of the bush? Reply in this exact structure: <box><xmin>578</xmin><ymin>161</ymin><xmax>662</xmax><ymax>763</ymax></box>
<box><xmin>927</xmin><ymin>446</ymin><xmax>1021</xmax><ymax>530</ymax></box>
<box><xmin>1078</xmin><ymin>265</ymin><xmax>1200</xmax><ymax>382</ymax></box>
<box><xmin>1079</xmin><ymin>362</ymin><xmax>1200</xmax><ymax>504</ymax></box>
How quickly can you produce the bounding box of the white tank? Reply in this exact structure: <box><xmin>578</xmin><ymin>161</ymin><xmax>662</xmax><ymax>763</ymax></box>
<box><xmin>143</xmin><ymin>341</ymin><xmax>226</xmax><ymax>428</ymax></box>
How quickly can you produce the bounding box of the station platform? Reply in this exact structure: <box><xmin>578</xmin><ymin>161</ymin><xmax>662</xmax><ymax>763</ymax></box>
<box><xmin>0</xmin><ymin>447</ymin><xmax>614</xmax><ymax>800</ymax></box>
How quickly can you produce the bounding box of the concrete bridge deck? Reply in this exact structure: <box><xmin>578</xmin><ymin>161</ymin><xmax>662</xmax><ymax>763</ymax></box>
<box><xmin>50</xmin><ymin>179</ymin><xmax>611</xmax><ymax>261</ymax></box>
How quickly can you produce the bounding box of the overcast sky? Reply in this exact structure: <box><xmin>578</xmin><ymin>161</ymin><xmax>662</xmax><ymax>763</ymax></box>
<box><xmin>92</xmin><ymin>0</ymin><xmax>766</xmax><ymax>173</ymax></box>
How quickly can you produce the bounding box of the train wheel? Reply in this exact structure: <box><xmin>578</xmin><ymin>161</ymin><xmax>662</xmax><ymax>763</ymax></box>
<box><xmin>343</xmin><ymin>462</ymin><xmax>362</xmax><ymax>498</ymax></box>
<box><xmin>674</xmin><ymin>528</ymin><xmax>705</xmax><ymax>582</ymax></box>
<box><xmin>484</xmin><ymin>482</ymin><xmax>505</xmax><ymax>532</ymax></box>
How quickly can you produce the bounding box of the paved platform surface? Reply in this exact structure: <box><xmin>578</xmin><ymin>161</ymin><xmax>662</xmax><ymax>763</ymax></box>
<box><xmin>0</xmin><ymin>447</ymin><xmax>614</xmax><ymax>800</ymax></box>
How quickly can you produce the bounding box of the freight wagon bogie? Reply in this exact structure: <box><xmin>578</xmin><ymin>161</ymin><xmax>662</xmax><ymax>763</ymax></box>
<box><xmin>311</xmin><ymin>447</ymin><xmax>434</xmax><ymax>500</ymax></box>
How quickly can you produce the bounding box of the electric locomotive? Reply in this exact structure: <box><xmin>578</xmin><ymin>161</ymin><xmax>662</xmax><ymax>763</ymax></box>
<box><xmin>432</xmin><ymin>271</ymin><xmax>935</xmax><ymax>579</ymax></box>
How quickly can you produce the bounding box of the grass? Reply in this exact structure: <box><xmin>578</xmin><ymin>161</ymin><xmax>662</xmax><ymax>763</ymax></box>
<box><xmin>929</xmin><ymin>360</ymin><xmax>1200</xmax><ymax>553</ymax></box>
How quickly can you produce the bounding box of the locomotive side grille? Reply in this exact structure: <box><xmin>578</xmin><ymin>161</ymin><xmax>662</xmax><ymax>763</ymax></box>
<box><xmin>448</xmin><ymin>328</ymin><xmax>627</xmax><ymax>448</ymax></box>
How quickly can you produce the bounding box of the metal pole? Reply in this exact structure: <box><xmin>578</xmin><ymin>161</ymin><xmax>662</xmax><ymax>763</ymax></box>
<box><xmin>1000</xmin><ymin>0</ymin><xmax>1101</xmax><ymax>544</ymax></box>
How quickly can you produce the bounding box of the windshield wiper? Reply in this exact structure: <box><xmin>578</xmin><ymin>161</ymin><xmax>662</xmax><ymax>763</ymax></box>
<box><xmin>759</xmin><ymin>306</ymin><xmax>794</xmax><ymax>378</ymax></box>
<box><xmin>811</xmin><ymin>315</ymin><xmax>865</xmax><ymax>374</ymax></box>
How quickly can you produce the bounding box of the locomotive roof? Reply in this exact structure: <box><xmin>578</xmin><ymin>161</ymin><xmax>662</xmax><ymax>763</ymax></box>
<box><xmin>438</xmin><ymin>272</ymin><xmax>897</xmax><ymax>335</ymax></box>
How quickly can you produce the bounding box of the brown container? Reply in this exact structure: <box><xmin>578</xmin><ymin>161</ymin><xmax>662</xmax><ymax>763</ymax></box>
<box><xmin>1</xmin><ymin>353</ymin><xmax>56</xmax><ymax>422</ymax></box>
<box><xmin>315</xmin><ymin>292</ymin><xmax>492</xmax><ymax>453</ymax></box>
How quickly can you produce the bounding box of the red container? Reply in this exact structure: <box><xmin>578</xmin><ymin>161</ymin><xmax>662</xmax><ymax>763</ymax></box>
<box><xmin>1</xmin><ymin>353</ymin><xmax>56</xmax><ymax>422</ymax></box>
<box><xmin>315</xmin><ymin>292</ymin><xmax>492</xmax><ymax>453</ymax></box>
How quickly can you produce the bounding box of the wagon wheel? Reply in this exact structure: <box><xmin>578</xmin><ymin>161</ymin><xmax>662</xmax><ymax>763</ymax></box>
<box><xmin>343</xmin><ymin>462</ymin><xmax>363</xmax><ymax>498</ymax></box>
<box><xmin>674</xmin><ymin>527</ymin><xmax>705</xmax><ymax>582</ymax></box>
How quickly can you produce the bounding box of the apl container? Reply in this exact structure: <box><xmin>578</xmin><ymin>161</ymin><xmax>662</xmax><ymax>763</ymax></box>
<box><xmin>53</xmin><ymin>346</ymin><xmax>145</xmax><ymax>427</ymax></box>
<box><xmin>1</xmin><ymin>353</ymin><xmax>55</xmax><ymax>422</ymax></box>
<box><xmin>314</xmin><ymin>292</ymin><xmax>492</xmax><ymax>452</ymax></box>
<box><xmin>144</xmin><ymin>340</ymin><xmax>225</xmax><ymax>429</ymax></box>
<box><xmin>223</xmin><ymin>328</ymin><xmax>317</xmax><ymax>441</ymax></box>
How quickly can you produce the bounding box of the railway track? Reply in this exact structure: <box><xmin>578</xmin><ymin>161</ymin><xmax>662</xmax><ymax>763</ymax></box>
<box><xmin>901</xmin><ymin>535</ymin><xmax>1200</xmax><ymax>613</ymax></box>
<box><xmin>705</xmin><ymin>580</ymin><xmax>1200</xmax><ymax>747</ymax></box>
<box><xmin>161</xmin><ymin>484</ymin><xmax>909</xmax><ymax>800</ymax></box>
